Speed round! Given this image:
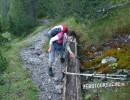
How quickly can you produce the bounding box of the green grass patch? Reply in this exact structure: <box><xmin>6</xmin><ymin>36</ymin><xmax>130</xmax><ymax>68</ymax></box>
<box><xmin>0</xmin><ymin>25</ymin><xmax>48</xmax><ymax>100</ymax></box>
<box><xmin>87</xmin><ymin>4</ymin><xmax>130</xmax><ymax>43</ymax></box>
<box><xmin>83</xmin><ymin>85</ymin><xmax>130</xmax><ymax>100</ymax></box>
<box><xmin>0</xmin><ymin>41</ymin><xmax>38</xmax><ymax>100</ymax></box>
<box><xmin>100</xmin><ymin>86</ymin><xmax>130</xmax><ymax>100</ymax></box>
<box><xmin>59</xmin><ymin>4</ymin><xmax>130</xmax><ymax>44</ymax></box>
<box><xmin>111</xmin><ymin>0</ymin><xmax>129</xmax><ymax>4</ymax></box>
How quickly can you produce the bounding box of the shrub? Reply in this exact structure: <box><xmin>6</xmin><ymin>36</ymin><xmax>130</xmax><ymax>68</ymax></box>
<box><xmin>0</xmin><ymin>52</ymin><xmax>8</xmax><ymax>73</ymax></box>
<box><xmin>0</xmin><ymin>34</ymin><xmax>8</xmax><ymax>46</ymax></box>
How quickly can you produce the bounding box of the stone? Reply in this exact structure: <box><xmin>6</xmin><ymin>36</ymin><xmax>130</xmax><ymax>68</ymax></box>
<box><xmin>39</xmin><ymin>54</ymin><xmax>45</xmax><ymax>59</ymax></box>
<box><xmin>33</xmin><ymin>49</ymin><xmax>42</xmax><ymax>56</ymax></box>
<box><xmin>20</xmin><ymin>27</ymin><xmax>66</xmax><ymax>100</ymax></box>
<box><xmin>28</xmin><ymin>57</ymin><xmax>42</xmax><ymax>65</ymax></box>
<box><xmin>55</xmin><ymin>85</ymin><xmax>63</xmax><ymax>94</ymax></box>
<box><xmin>101</xmin><ymin>56</ymin><xmax>117</xmax><ymax>64</ymax></box>
<box><xmin>48</xmin><ymin>95</ymin><xmax>51</xmax><ymax>100</ymax></box>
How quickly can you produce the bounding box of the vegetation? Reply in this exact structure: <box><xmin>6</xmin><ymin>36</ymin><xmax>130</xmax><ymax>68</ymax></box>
<box><xmin>0</xmin><ymin>41</ymin><xmax>38</xmax><ymax>100</ymax></box>
<box><xmin>0</xmin><ymin>0</ymin><xmax>129</xmax><ymax>36</ymax></box>
<box><xmin>0</xmin><ymin>0</ymin><xmax>130</xmax><ymax>99</ymax></box>
<box><xmin>0</xmin><ymin>0</ymin><xmax>37</xmax><ymax>35</ymax></box>
<box><xmin>0</xmin><ymin>51</ymin><xmax>7</xmax><ymax>74</ymax></box>
<box><xmin>83</xmin><ymin>85</ymin><xmax>130</xmax><ymax>100</ymax></box>
<box><xmin>0</xmin><ymin>34</ymin><xmax>9</xmax><ymax>46</ymax></box>
<box><xmin>0</xmin><ymin>29</ymin><xmax>45</xmax><ymax>99</ymax></box>
<box><xmin>104</xmin><ymin>45</ymin><xmax>130</xmax><ymax>69</ymax></box>
<box><xmin>80</xmin><ymin>43</ymin><xmax>130</xmax><ymax>73</ymax></box>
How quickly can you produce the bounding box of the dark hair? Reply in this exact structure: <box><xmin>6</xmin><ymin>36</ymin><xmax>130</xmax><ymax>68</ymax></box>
<box><xmin>68</xmin><ymin>31</ymin><xmax>77</xmax><ymax>38</ymax></box>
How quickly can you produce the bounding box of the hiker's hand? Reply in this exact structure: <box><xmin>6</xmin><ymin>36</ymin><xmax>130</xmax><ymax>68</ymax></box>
<box><xmin>48</xmin><ymin>46</ymin><xmax>52</xmax><ymax>52</ymax></box>
<box><xmin>69</xmin><ymin>52</ymin><xmax>75</xmax><ymax>59</ymax></box>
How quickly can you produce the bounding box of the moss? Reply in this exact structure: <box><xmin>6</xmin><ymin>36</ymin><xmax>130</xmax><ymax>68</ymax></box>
<box><xmin>104</xmin><ymin>48</ymin><xmax>117</xmax><ymax>57</ymax></box>
<box><xmin>81</xmin><ymin>43</ymin><xmax>130</xmax><ymax>72</ymax></box>
<box><xmin>97</xmin><ymin>64</ymin><xmax>112</xmax><ymax>73</ymax></box>
<box><xmin>80</xmin><ymin>56</ymin><xmax>103</xmax><ymax>70</ymax></box>
<box><xmin>103</xmin><ymin>44</ymin><xmax>130</xmax><ymax>69</ymax></box>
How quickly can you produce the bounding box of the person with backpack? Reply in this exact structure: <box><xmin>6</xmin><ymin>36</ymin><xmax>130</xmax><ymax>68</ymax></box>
<box><xmin>48</xmin><ymin>24</ymin><xmax>76</xmax><ymax>77</ymax></box>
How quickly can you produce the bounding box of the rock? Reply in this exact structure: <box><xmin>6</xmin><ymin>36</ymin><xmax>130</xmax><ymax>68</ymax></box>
<box><xmin>115</xmin><ymin>69</ymin><xmax>129</xmax><ymax>75</ymax></box>
<box><xmin>117</xmin><ymin>48</ymin><xmax>121</xmax><ymax>51</ymax></box>
<box><xmin>54</xmin><ymin>77</ymin><xmax>59</xmax><ymax>82</ymax></box>
<box><xmin>55</xmin><ymin>85</ymin><xmax>63</xmax><ymax>94</ymax></box>
<box><xmin>39</xmin><ymin>54</ymin><xmax>45</xmax><ymax>59</ymax></box>
<box><xmin>101</xmin><ymin>56</ymin><xmax>117</xmax><ymax>64</ymax></box>
<box><xmin>91</xmin><ymin>46</ymin><xmax>96</xmax><ymax>51</ymax></box>
<box><xmin>48</xmin><ymin>79</ymin><xmax>51</xmax><ymax>83</ymax></box>
<box><xmin>48</xmin><ymin>95</ymin><xmax>51</xmax><ymax>100</ymax></box>
<box><xmin>127</xmin><ymin>35</ymin><xmax>130</xmax><ymax>42</ymax></box>
<box><xmin>93</xmin><ymin>51</ymin><xmax>102</xmax><ymax>58</ymax></box>
<box><xmin>39</xmin><ymin>85</ymin><xmax>45</xmax><ymax>91</ymax></box>
<box><xmin>32</xmin><ymin>49</ymin><xmax>42</xmax><ymax>56</ymax></box>
<box><xmin>116</xmin><ymin>69</ymin><xmax>124</xmax><ymax>74</ymax></box>
<box><xmin>29</xmin><ymin>46</ymin><xmax>35</xmax><ymax>50</ymax></box>
<box><xmin>27</xmin><ymin>57</ymin><xmax>42</xmax><ymax>65</ymax></box>
<box><xmin>20</xmin><ymin>28</ymin><xmax>67</xmax><ymax>100</ymax></box>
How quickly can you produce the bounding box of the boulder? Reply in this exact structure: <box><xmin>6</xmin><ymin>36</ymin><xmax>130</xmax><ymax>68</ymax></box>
<box><xmin>101</xmin><ymin>56</ymin><xmax>117</xmax><ymax>64</ymax></box>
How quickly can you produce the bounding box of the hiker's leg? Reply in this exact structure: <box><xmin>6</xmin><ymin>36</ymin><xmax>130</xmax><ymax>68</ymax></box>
<box><xmin>49</xmin><ymin>45</ymin><xmax>55</xmax><ymax>65</ymax></box>
<box><xmin>59</xmin><ymin>47</ymin><xmax>65</xmax><ymax>81</ymax></box>
<box><xmin>48</xmin><ymin>45</ymin><xmax>55</xmax><ymax>77</ymax></box>
<box><xmin>59</xmin><ymin>46</ymin><xmax>65</xmax><ymax>63</ymax></box>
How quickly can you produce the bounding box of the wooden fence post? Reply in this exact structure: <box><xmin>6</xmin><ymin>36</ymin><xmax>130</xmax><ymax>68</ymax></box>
<box><xmin>63</xmin><ymin>39</ymin><xmax>82</xmax><ymax>100</ymax></box>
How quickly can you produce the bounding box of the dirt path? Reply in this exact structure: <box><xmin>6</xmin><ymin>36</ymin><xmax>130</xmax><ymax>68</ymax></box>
<box><xmin>21</xmin><ymin>29</ymin><xmax>64</xmax><ymax>100</ymax></box>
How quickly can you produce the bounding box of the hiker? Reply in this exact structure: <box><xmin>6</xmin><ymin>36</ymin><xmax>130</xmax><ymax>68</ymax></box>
<box><xmin>48</xmin><ymin>24</ymin><xmax>76</xmax><ymax>77</ymax></box>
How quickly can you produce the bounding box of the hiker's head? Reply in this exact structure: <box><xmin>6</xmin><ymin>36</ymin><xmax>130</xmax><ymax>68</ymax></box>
<box><xmin>61</xmin><ymin>24</ymin><xmax>68</xmax><ymax>33</ymax></box>
<box><xmin>67</xmin><ymin>31</ymin><xmax>77</xmax><ymax>42</ymax></box>
<box><xmin>68</xmin><ymin>31</ymin><xmax>76</xmax><ymax>37</ymax></box>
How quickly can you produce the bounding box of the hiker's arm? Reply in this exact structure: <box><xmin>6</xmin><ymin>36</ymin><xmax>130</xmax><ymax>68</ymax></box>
<box><xmin>49</xmin><ymin>35</ymin><xmax>58</xmax><ymax>46</ymax></box>
<box><xmin>48</xmin><ymin>35</ymin><xmax>58</xmax><ymax>52</ymax></box>
<box><xmin>66</xmin><ymin>42</ymin><xmax>75</xmax><ymax>58</ymax></box>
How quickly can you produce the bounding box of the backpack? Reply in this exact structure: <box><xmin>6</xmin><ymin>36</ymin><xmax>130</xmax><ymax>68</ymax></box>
<box><xmin>48</xmin><ymin>28</ymin><xmax>61</xmax><ymax>38</ymax></box>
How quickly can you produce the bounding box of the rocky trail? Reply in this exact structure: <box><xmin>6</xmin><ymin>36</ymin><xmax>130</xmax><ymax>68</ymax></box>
<box><xmin>20</xmin><ymin>23</ymin><xmax>130</xmax><ymax>100</ymax></box>
<box><xmin>21</xmin><ymin>29</ymin><xmax>64</xmax><ymax>100</ymax></box>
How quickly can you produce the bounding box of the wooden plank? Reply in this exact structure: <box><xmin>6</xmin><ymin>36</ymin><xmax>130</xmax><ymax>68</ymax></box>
<box><xmin>63</xmin><ymin>39</ymin><xmax>82</xmax><ymax>100</ymax></box>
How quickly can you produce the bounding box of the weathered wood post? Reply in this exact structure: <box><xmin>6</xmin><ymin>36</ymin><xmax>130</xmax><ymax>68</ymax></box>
<box><xmin>63</xmin><ymin>39</ymin><xmax>82</xmax><ymax>100</ymax></box>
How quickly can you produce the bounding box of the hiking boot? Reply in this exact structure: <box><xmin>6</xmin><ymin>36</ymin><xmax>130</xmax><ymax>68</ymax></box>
<box><xmin>60</xmin><ymin>58</ymin><xmax>65</xmax><ymax>63</ymax></box>
<box><xmin>48</xmin><ymin>67</ymin><xmax>54</xmax><ymax>77</ymax></box>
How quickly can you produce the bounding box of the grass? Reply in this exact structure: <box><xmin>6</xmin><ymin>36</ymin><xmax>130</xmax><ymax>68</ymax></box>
<box><xmin>111</xmin><ymin>0</ymin><xmax>129</xmax><ymax>4</ymax></box>
<box><xmin>83</xmin><ymin>85</ymin><xmax>130</xmax><ymax>100</ymax></box>
<box><xmin>0</xmin><ymin>2</ymin><xmax>130</xmax><ymax>99</ymax></box>
<box><xmin>0</xmin><ymin>47</ymin><xmax>38</xmax><ymax>100</ymax></box>
<box><xmin>57</xmin><ymin>4</ymin><xmax>130</xmax><ymax>45</ymax></box>
<box><xmin>0</xmin><ymin>25</ymin><xmax>48</xmax><ymax>100</ymax></box>
<box><xmin>87</xmin><ymin>4</ymin><xmax>130</xmax><ymax>44</ymax></box>
<box><xmin>42</xmin><ymin>4</ymin><xmax>130</xmax><ymax>44</ymax></box>
<box><xmin>0</xmin><ymin>41</ymin><xmax>38</xmax><ymax>100</ymax></box>
<box><xmin>100</xmin><ymin>85</ymin><xmax>130</xmax><ymax>100</ymax></box>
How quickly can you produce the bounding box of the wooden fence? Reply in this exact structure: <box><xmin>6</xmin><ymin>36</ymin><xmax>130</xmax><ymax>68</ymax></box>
<box><xmin>63</xmin><ymin>39</ymin><xmax>82</xmax><ymax>100</ymax></box>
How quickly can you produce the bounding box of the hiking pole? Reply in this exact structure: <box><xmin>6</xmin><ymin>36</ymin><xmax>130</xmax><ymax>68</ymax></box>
<box><xmin>64</xmin><ymin>72</ymin><xmax>128</xmax><ymax>80</ymax></box>
<box><xmin>64</xmin><ymin>72</ymin><xmax>127</xmax><ymax>77</ymax></box>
